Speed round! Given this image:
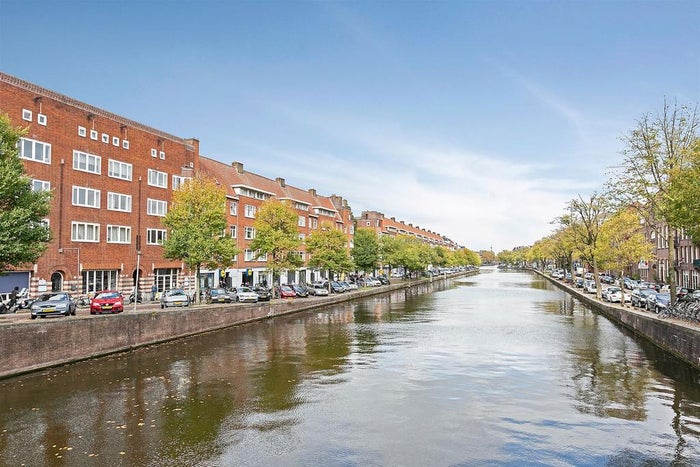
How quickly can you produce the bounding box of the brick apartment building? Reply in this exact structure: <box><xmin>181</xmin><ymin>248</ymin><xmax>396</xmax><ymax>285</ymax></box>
<box><xmin>637</xmin><ymin>225</ymin><xmax>700</xmax><ymax>290</ymax></box>
<box><xmin>357</xmin><ymin>210</ymin><xmax>459</xmax><ymax>249</ymax></box>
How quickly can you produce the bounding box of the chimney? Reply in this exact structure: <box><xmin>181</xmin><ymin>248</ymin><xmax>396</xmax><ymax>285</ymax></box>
<box><xmin>276</xmin><ymin>177</ymin><xmax>285</xmax><ymax>187</ymax></box>
<box><xmin>232</xmin><ymin>161</ymin><xmax>244</xmax><ymax>173</ymax></box>
<box><xmin>391</xmin><ymin>217</ymin><xmax>395</xmax><ymax>221</ymax></box>
<box><xmin>308</xmin><ymin>188</ymin><xmax>316</xmax><ymax>197</ymax></box>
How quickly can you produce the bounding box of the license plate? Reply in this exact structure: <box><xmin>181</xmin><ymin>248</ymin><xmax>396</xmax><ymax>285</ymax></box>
<box><xmin>102</xmin><ymin>305</ymin><xmax>112</xmax><ymax>309</ymax></box>
<box><xmin>43</xmin><ymin>308</ymin><xmax>56</xmax><ymax>313</ymax></box>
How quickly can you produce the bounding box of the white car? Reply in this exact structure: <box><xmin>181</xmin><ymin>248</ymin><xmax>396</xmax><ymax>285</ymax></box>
<box><xmin>583</xmin><ymin>280</ymin><xmax>597</xmax><ymax>294</ymax></box>
<box><xmin>234</xmin><ymin>286</ymin><xmax>259</xmax><ymax>303</ymax></box>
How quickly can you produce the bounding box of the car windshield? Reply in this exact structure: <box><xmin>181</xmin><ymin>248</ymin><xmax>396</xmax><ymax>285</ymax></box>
<box><xmin>238</xmin><ymin>287</ymin><xmax>253</xmax><ymax>293</ymax></box>
<box><xmin>280</xmin><ymin>286</ymin><xmax>293</xmax><ymax>291</ymax></box>
<box><xmin>38</xmin><ymin>293</ymin><xmax>67</xmax><ymax>302</ymax></box>
<box><xmin>95</xmin><ymin>292</ymin><xmax>120</xmax><ymax>299</ymax></box>
<box><xmin>657</xmin><ymin>293</ymin><xmax>671</xmax><ymax>300</ymax></box>
<box><xmin>167</xmin><ymin>289</ymin><xmax>186</xmax><ymax>296</ymax></box>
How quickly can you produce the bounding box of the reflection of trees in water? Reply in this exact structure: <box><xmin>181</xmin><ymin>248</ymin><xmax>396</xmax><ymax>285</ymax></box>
<box><xmin>539</xmin><ymin>297</ymin><xmax>577</xmax><ymax>316</ymax></box>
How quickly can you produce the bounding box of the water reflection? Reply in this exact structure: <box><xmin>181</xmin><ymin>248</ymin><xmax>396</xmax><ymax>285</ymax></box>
<box><xmin>0</xmin><ymin>271</ymin><xmax>698</xmax><ymax>465</ymax></box>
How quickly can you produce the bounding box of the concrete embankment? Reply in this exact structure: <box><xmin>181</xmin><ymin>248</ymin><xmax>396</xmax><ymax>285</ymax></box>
<box><xmin>0</xmin><ymin>271</ymin><xmax>478</xmax><ymax>379</ymax></box>
<box><xmin>535</xmin><ymin>269</ymin><xmax>700</xmax><ymax>369</ymax></box>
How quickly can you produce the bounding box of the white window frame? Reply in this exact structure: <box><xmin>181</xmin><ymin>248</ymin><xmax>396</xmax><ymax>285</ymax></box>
<box><xmin>151</xmin><ymin>148</ymin><xmax>158</xmax><ymax>158</ymax></box>
<box><xmin>108</xmin><ymin>159</ymin><xmax>133</xmax><ymax>181</ymax></box>
<box><xmin>31</xmin><ymin>179</ymin><xmax>51</xmax><ymax>192</ymax></box>
<box><xmin>73</xmin><ymin>150</ymin><xmax>102</xmax><ymax>174</ymax></box>
<box><xmin>148</xmin><ymin>169</ymin><xmax>168</xmax><ymax>188</ymax></box>
<box><xmin>78</xmin><ymin>126</ymin><xmax>87</xmax><ymax>137</ymax></box>
<box><xmin>72</xmin><ymin>186</ymin><xmax>101</xmax><ymax>208</ymax></box>
<box><xmin>244</xmin><ymin>249</ymin><xmax>255</xmax><ymax>261</ymax></box>
<box><xmin>122</xmin><ymin>139</ymin><xmax>130</xmax><ymax>149</ymax></box>
<box><xmin>147</xmin><ymin>228</ymin><xmax>167</xmax><ymax>245</ymax></box>
<box><xmin>19</xmin><ymin>137</ymin><xmax>51</xmax><ymax>164</ymax></box>
<box><xmin>22</xmin><ymin>109</ymin><xmax>32</xmax><ymax>121</ymax></box>
<box><xmin>90</xmin><ymin>129</ymin><xmax>98</xmax><ymax>140</ymax></box>
<box><xmin>244</xmin><ymin>226</ymin><xmax>256</xmax><ymax>240</ymax></box>
<box><xmin>147</xmin><ymin>198</ymin><xmax>167</xmax><ymax>217</ymax></box>
<box><xmin>107</xmin><ymin>225</ymin><xmax>131</xmax><ymax>244</ymax></box>
<box><xmin>37</xmin><ymin>114</ymin><xmax>47</xmax><ymax>126</ymax></box>
<box><xmin>159</xmin><ymin>151</ymin><xmax>166</xmax><ymax>160</ymax></box>
<box><xmin>112</xmin><ymin>136</ymin><xmax>120</xmax><ymax>147</ymax></box>
<box><xmin>230</xmin><ymin>201</ymin><xmax>238</xmax><ymax>216</ymax></box>
<box><xmin>229</xmin><ymin>225</ymin><xmax>237</xmax><ymax>238</ymax></box>
<box><xmin>71</xmin><ymin>222</ymin><xmax>100</xmax><ymax>242</ymax></box>
<box><xmin>244</xmin><ymin>204</ymin><xmax>256</xmax><ymax>218</ymax></box>
<box><xmin>107</xmin><ymin>192</ymin><xmax>132</xmax><ymax>212</ymax></box>
<box><xmin>172</xmin><ymin>175</ymin><xmax>190</xmax><ymax>190</ymax></box>
<box><xmin>298</xmin><ymin>216</ymin><xmax>306</xmax><ymax>227</ymax></box>
<box><xmin>101</xmin><ymin>133</ymin><xmax>109</xmax><ymax>144</ymax></box>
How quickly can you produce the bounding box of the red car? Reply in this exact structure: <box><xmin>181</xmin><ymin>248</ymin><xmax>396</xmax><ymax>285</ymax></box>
<box><xmin>90</xmin><ymin>291</ymin><xmax>125</xmax><ymax>314</ymax></box>
<box><xmin>276</xmin><ymin>285</ymin><xmax>297</xmax><ymax>298</ymax></box>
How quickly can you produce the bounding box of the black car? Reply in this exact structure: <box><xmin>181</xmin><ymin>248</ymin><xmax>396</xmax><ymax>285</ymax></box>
<box><xmin>377</xmin><ymin>275</ymin><xmax>391</xmax><ymax>285</ymax></box>
<box><xmin>252</xmin><ymin>285</ymin><xmax>272</xmax><ymax>301</ymax></box>
<box><xmin>30</xmin><ymin>292</ymin><xmax>77</xmax><ymax>319</ymax></box>
<box><xmin>208</xmin><ymin>288</ymin><xmax>230</xmax><ymax>304</ymax></box>
<box><xmin>290</xmin><ymin>284</ymin><xmax>309</xmax><ymax>297</ymax></box>
<box><xmin>650</xmin><ymin>292</ymin><xmax>671</xmax><ymax>313</ymax></box>
<box><xmin>329</xmin><ymin>281</ymin><xmax>345</xmax><ymax>293</ymax></box>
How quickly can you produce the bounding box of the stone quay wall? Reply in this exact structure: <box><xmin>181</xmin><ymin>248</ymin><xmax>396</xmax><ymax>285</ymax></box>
<box><xmin>535</xmin><ymin>269</ymin><xmax>700</xmax><ymax>369</ymax></box>
<box><xmin>0</xmin><ymin>271</ymin><xmax>478</xmax><ymax>379</ymax></box>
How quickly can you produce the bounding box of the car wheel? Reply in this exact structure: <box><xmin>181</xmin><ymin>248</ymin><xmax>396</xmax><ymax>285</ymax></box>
<box><xmin>30</xmin><ymin>315</ymin><xmax>36</xmax><ymax>320</ymax></box>
<box><xmin>235</xmin><ymin>296</ymin><xmax>240</xmax><ymax>302</ymax></box>
<box><xmin>161</xmin><ymin>304</ymin><xmax>165</xmax><ymax>309</ymax></box>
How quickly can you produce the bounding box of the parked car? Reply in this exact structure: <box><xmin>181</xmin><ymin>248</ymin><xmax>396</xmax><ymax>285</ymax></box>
<box><xmin>377</xmin><ymin>276</ymin><xmax>391</xmax><ymax>285</ymax></box>
<box><xmin>574</xmin><ymin>277</ymin><xmax>584</xmax><ymax>288</ymax></box>
<box><xmin>308</xmin><ymin>284</ymin><xmax>329</xmax><ymax>296</ymax></box>
<box><xmin>343</xmin><ymin>280</ymin><xmax>359</xmax><ymax>290</ymax></box>
<box><xmin>583</xmin><ymin>280</ymin><xmax>597</xmax><ymax>294</ymax></box>
<box><xmin>648</xmin><ymin>292</ymin><xmax>671</xmax><ymax>313</ymax></box>
<box><xmin>208</xmin><ymin>287</ymin><xmax>230</xmax><ymax>304</ymax></box>
<box><xmin>330</xmin><ymin>281</ymin><xmax>346</xmax><ymax>293</ymax></box>
<box><xmin>252</xmin><ymin>285</ymin><xmax>272</xmax><ymax>301</ymax></box>
<box><xmin>30</xmin><ymin>292</ymin><xmax>77</xmax><ymax>319</ymax></box>
<box><xmin>605</xmin><ymin>287</ymin><xmax>630</xmax><ymax>303</ymax></box>
<box><xmin>90</xmin><ymin>290</ymin><xmax>124</xmax><ymax>314</ymax></box>
<box><xmin>631</xmin><ymin>288</ymin><xmax>656</xmax><ymax>308</ymax></box>
<box><xmin>234</xmin><ymin>286</ymin><xmax>259</xmax><ymax>303</ymax></box>
<box><xmin>290</xmin><ymin>284</ymin><xmax>309</xmax><ymax>298</ymax></box>
<box><xmin>160</xmin><ymin>289</ymin><xmax>191</xmax><ymax>308</ymax></box>
<box><xmin>276</xmin><ymin>285</ymin><xmax>297</xmax><ymax>298</ymax></box>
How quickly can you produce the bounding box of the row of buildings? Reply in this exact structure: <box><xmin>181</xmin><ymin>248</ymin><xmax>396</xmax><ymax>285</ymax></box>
<box><xmin>0</xmin><ymin>72</ymin><xmax>460</xmax><ymax>297</ymax></box>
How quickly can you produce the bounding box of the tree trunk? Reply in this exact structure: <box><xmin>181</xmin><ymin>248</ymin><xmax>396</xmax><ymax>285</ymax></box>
<box><xmin>619</xmin><ymin>268</ymin><xmax>625</xmax><ymax>308</ymax></box>
<box><xmin>593</xmin><ymin>258</ymin><xmax>601</xmax><ymax>300</ymax></box>
<box><xmin>668</xmin><ymin>230</ymin><xmax>677</xmax><ymax>305</ymax></box>
<box><xmin>195</xmin><ymin>264</ymin><xmax>201</xmax><ymax>304</ymax></box>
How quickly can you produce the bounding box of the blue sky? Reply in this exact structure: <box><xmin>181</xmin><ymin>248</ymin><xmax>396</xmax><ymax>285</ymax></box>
<box><xmin>1</xmin><ymin>1</ymin><xmax>698</xmax><ymax>252</ymax></box>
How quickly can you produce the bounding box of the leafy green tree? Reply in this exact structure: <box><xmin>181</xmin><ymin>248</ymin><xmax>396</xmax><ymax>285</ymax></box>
<box><xmin>597</xmin><ymin>208</ymin><xmax>654</xmax><ymax>306</ymax></box>
<box><xmin>351</xmin><ymin>227</ymin><xmax>379</xmax><ymax>274</ymax></box>
<box><xmin>668</xmin><ymin>137</ymin><xmax>700</xmax><ymax>244</ymax></box>
<box><xmin>607</xmin><ymin>101</ymin><xmax>698</xmax><ymax>303</ymax></box>
<box><xmin>379</xmin><ymin>235</ymin><xmax>403</xmax><ymax>275</ymax></box>
<box><xmin>249</xmin><ymin>199</ymin><xmax>302</xmax><ymax>296</ymax></box>
<box><xmin>431</xmin><ymin>246</ymin><xmax>449</xmax><ymax>268</ymax></box>
<box><xmin>162</xmin><ymin>175</ymin><xmax>239</xmax><ymax>303</ymax></box>
<box><xmin>569</xmin><ymin>193</ymin><xmax>609</xmax><ymax>298</ymax></box>
<box><xmin>306</xmin><ymin>222</ymin><xmax>353</xmax><ymax>285</ymax></box>
<box><xmin>0</xmin><ymin>114</ymin><xmax>52</xmax><ymax>271</ymax></box>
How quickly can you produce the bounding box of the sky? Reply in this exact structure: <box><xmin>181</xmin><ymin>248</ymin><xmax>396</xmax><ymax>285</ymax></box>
<box><xmin>1</xmin><ymin>1</ymin><xmax>698</xmax><ymax>252</ymax></box>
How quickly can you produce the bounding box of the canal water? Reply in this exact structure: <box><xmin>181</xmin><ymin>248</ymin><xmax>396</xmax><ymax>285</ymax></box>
<box><xmin>1</xmin><ymin>268</ymin><xmax>699</xmax><ymax>466</ymax></box>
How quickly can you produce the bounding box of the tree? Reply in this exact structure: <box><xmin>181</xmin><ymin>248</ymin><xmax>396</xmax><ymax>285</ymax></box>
<box><xmin>668</xmin><ymin>137</ymin><xmax>700</xmax><ymax>243</ymax></box>
<box><xmin>569</xmin><ymin>193</ymin><xmax>609</xmax><ymax>299</ymax></box>
<box><xmin>162</xmin><ymin>175</ymin><xmax>239</xmax><ymax>303</ymax></box>
<box><xmin>597</xmin><ymin>208</ymin><xmax>654</xmax><ymax>307</ymax></box>
<box><xmin>0</xmin><ymin>114</ymin><xmax>52</xmax><ymax>271</ymax></box>
<box><xmin>351</xmin><ymin>228</ymin><xmax>379</xmax><ymax>274</ymax></box>
<box><xmin>306</xmin><ymin>222</ymin><xmax>353</xmax><ymax>286</ymax></box>
<box><xmin>249</xmin><ymin>199</ymin><xmax>303</xmax><ymax>297</ymax></box>
<box><xmin>607</xmin><ymin>101</ymin><xmax>699</xmax><ymax>304</ymax></box>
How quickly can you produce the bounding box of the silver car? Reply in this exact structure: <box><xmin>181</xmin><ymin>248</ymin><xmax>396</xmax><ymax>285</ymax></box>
<box><xmin>30</xmin><ymin>292</ymin><xmax>77</xmax><ymax>319</ymax></box>
<box><xmin>160</xmin><ymin>289</ymin><xmax>190</xmax><ymax>308</ymax></box>
<box><xmin>234</xmin><ymin>286</ymin><xmax>259</xmax><ymax>303</ymax></box>
<box><xmin>308</xmin><ymin>285</ymin><xmax>329</xmax><ymax>296</ymax></box>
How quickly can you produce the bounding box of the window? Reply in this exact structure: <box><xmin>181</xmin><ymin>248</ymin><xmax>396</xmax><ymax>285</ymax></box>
<box><xmin>101</xmin><ymin>133</ymin><xmax>109</xmax><ymax>144</ymax></box>
<box><xmin>244</xmin><ymin>204</ymin><xmax>256</xmax><ymax>218</ymax></box>
<box><xmin>112</xmin><ymin>136</ymin><xmax>120</xmax><ymax>147</ymax></box>
<box><xmin>108</xmin><ymin>159</ymin><xmax>132</xmax><ymax>181</ymax></box>
<box><xmin>298</xmin><ymin>216</ymin><xmax>306</xmax><ymax>227</ymax></box>
<box><xmin>90</xmin><ymin>129</ymin><xmax>98</xmax><ymax>140</ymax></box>
<box><xmin>37</xmin><ymin>114</ymin><xmax>47</xmax><ymax>126</ymax></box>
<box><xmin>19</xmin><ymin>138</ymin><xmax>51</xmax><ymax>164</ymax></box>
<box><xmin>310</xmin><ymin>218</ymin><xmax>318</xmax><ymax>229</ymax></box>
<box><xmin>148</xmin><ymin>169</ymin><xmax>168</xmax><ymax>188</ymax></box>
<box><xmin>147</xmin><ymin>228</ymin><xmax>167</xmax><ymax>245</ymax></box>
<box><xmin>22</xmin><ymin>109</ymin><xmax>32</xmax><ymax>121</ymax></box>
<box><xmin>147</xmin><ymin>198</ymin><xmax>167</xmax><ymax>217</ymax></box>
<box><xmin>82</xmin><ymin>270</ymin><xmax>117</xmax><ymax>294</ymax></box>
<box><xmin>244</xmin><ymin>249</ymin><xmax>255</xmax><ymax>261</ymax></box>
<box><xmin>298</xmin><ymin>233</ymin><xmax>305</xmax><ymax>241</ymax></box>
<box><xmin>244</xmin><ymin>226</ymin><xmax>256</xmax><ymax>240</ymax></box>
<box><xmin>71</xmin><ymin>222</ymin><xmax>100</xmax><ymax>242</ymax></box>
<box><xmin>107</xmin><ymin>192</ymin><xmax>132</xmax><ymax>212</ymax></box>
<box><xmin>229</xmin><ymin>201</ymin><xmax>238</xmax><ymax>216</ymax></box>
<box><xmin>172</xmin><ymin>175</ymin><xmax>191</xmax><ymax>190</ymax></box>
<box><xmin>229</xmin><ymin>225</ymin><xmax>237</xmax><ymax>238</ymax></box>
<box><xmin>151</xmin><ymin>148</ymin><xmax>157</xmax><ymax>158</ymax></box>
<box><xmin>72</xmin><ymin>186</ymin><xmax>101</xmax><ymax>208</ymax></box>
<box><xmin>155</xmin><ymin>268</ymin><xmax>179</xmax><ymax>291</ymax></box>
<box><xmin>73</xmin><ymin>150</ymin><xmax>101</xmax><ymax>174</ymax></box>
<box><xmin>257</xmin><ymin>252</ymin><xmax>268</xmax><ymax>262</ymax></box>
<box><xmin>78</xmin><ymin>126</ymin><xmax>87</xmax><ymax>137</ymax></box>
<box><xmin>31</xmin><ymin>179</ymin><xmax>50</xmax><ymax>192</ymax></box>
<box><xmin>107</xmin><ymin>225</ymin><xmax>131</xmax><ymax>244</ymax></box>
<box><xmin>122</xmin><ymin>139</ymin><xmax>130</xmax><ymax>149</ymax></box>
<box><xmin>159</xmin><ymin>151</ymin><xmax>165</xmax><ymax>160</ymax></box>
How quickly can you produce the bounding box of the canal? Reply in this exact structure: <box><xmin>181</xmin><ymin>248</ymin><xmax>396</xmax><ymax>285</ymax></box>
<box><xmin>1</xmin><ymin>268</ymin><xmax>699</xmax><ymax>466</ymax></box>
